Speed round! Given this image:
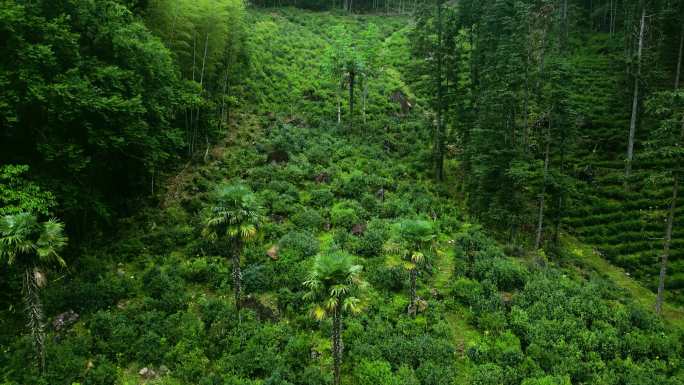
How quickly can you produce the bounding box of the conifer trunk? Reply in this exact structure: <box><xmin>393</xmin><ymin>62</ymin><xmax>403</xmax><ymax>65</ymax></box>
<box><xmin>362</xmin><ymin>77</ymin><xmax>368</xmax><ymax>124</ymax></box>
<box><xmin>349</xmin><ymin>70</ymin><xmax>355</xmax><ymax>128</ymax></box>
<box><xmin>656</xmin><ymin>176</ymin><xmax>677</xmax><ymax>314</ymax></box>
<box><xmin>434</xmin><ymin>0</ymin><xmax>445</xmax><ymax>181</ymax></box>
<box><xmin>625</xmin><ymin>7</ymin><xmax>645</xmax><ymax>181</ymax></box>
<box><xmin>535</xmin><ymin>122</ymin><xmax>551</xmax><ymax>250</ymax></box>
<box><xmin>198</xmin><ymin>32</ymin><xmax>209</xmax><ymax>159</ymax></box>
<box><xmin>675</xmin><ymin>24</ymin><xmax>683</xmax><ymax>89</ymax></box>
<box><xmin>554</xmin><ymin>127</ymin><xmax>567</xmax><ymax>245</ymax></box>
<box><xmin>657</xmin><ymin>34</ymin><xmax>684</xmax><ymax>314</ymax></box>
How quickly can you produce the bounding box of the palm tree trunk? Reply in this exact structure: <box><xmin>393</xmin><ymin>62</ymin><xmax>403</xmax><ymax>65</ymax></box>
<box><xmin>232</xmin><ymin>243</ymin><xmax>242</xmax><ymax>311</ymax></box>
<box><xmin>332</xmin><ymin>301</ymin><xmax>342</xmax><ymax>385</ymax></box>
<box><xmin>408</xmin><ymin>268</ymin><xmax>417</xmax><ymax>316</ymax></box>
<box><xmin>23</xmin><ymin>266</ymin><xmax>45</xmax><ymax>373</ymax></box>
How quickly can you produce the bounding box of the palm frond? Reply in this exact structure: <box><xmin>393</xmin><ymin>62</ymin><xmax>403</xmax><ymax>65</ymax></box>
<box><xmin>411</xmin><ymin>252</ymin><xmax>425</xmax><ymax>264</ymax></box>
<box><xmin>325</xmin><ymin>297</ymin><xmax>339</xmax><ymax>311</ymax></box>
<box><xmin>1</xmin><ymin>214</ymin><xmax>67</xmax><ymax>268</ymax></box>
<box><xmin>311</xmin><ymin>305</ymin><xmax>327</xmax><ymax>321</ymax></box>
<box><xmin>330</xmin><ymin>284</ymin><xmax>350</xmax><ymax>298</ymax></box>
<box><xmin>342</xmin><ymin>296</ymin><xmax>362</xmax><ymax>314</ymax></box>
<box><xmin>36</xmin><ymin>219</ymin><xmax>67</xmax><ymax>266</ymax></box>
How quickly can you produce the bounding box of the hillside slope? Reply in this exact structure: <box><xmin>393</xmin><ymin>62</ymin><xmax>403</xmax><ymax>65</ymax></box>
<box><xmin>1</xmin><ymin>8</ymin><xmax>682</xmax><ymax>385</ymax></box>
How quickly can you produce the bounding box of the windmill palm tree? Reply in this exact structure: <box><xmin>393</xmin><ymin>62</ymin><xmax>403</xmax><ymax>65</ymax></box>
<box><xmin>202</xmin><ymin>183</ymin><xmax>263</xmax><ymax>310</ymax></box>
<box><xmin>303</xmin><ymin>251</ymin><xmax>366</xmax><ymax>385</ymax></box>
<box><xmin>384</xmin><ymin>219</ymin><xmax>435</xmax><ymax>316</ymax></box>
<box><xmin>0</xmin><ymin>212</ymin><xmax>67</xmax><ymax>372</ymax></box>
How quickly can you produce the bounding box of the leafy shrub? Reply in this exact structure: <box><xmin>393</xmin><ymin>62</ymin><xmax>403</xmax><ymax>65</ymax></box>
<box><xmin>309</xmin><ymin>188</ymin><xmax>334</xmax><ymax>208</ymax></box>
<box><xmin>472</xmin><ymin>257</ymin><xmax>528</xmax><ymax>291</ymax></box>
<box><xmin>278</xmin><ymin>231</ymin><xmax>319</xmax><ymax>260</ymax></box>
<box><xmin>141</xmin><ymin>266</ymin><xmax>188</xmax><ymax>313</ymax></box>
<box><xmin>334</xmin><ymin>170</ymin><xmax>383</xmax><ymax>198</ymax></box>
<box><xmin>353</xmin><ymin>219</ymin><xmax>389</xmax><ymax>257</ymax></box>
<box><xmin>291</xmin><ymin>208</ymin><xmax>325</xmax><ymax>231</ymax></box>
<box><xmin>243</xmin><ymin>264</ymin><xmax>272</xmax><ymax>293</ymax></box>
<box><xmin>381</xmin><ymin>194</ymin><xmax>414</xmax><ymax>218</ymax></box>
<box><xmin>354</xmin><ymin>360</ymin><xmax>395</xmax><ymax>385</ymax></box>
<box><xmin>330</xmin><ymin>200</ymin><xmax>363</xmax><ymax>229</ymax></box>
<box><xmin>471</xmin><ymin>363</ymin><xmax>504</xmax><ymax>385</ymax></box>
<box><xmin>521</xmin><ymin>376</ymin><xmax>571</xmax><ymax>385</ymax></box>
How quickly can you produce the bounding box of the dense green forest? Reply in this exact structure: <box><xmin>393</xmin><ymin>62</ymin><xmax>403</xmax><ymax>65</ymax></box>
<box><xmin>1</xmin><ymin>0</ymin><xmax>684</xmax><ymax>384</ymax></box>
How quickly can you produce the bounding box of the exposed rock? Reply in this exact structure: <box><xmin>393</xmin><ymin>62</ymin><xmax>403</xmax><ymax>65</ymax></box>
<box><xmin>33</xmin><ymin>268</ymin><xmax>47</xmax><ymax>289</ymax></box>
<box><xmin>139</xmin><ymin>367</ymin><xmax>157</xmax><ymax>379</ymax></box>
<box><xmin>351</xmin><ymin>223</ymin><xmax>366</xmax><ymax>236</ymax></box>
<box><xmin>159</xmin><ymin>365</ymin><xmax>170</xmax><ymax>376</ymax></box>
<box><xmin>242</xmin><ymin>294</ymin><xmax>279</xmax><ymax>321</ymax></box>
<box><xmin>314</xmin><ymin>172</ymin><xmax>330</xmax><ymax>184</ymax></box>
<box><xmin>390</xmin><ymin>90</ymin><xmax>412</xmax><ymax>115</ymax></box>
<box><xmin>52</xmin><ymin>310</ymin><xmax>79</xmax><ymax>332</ymax></box>
<box><xmin>416</xmin><ymin>298</ymin><xmax>428</xmax><ymax>313</ymax></box>
<box><xmin>117</xmin><ymin>300</ymin><xmax>129</xmax><ymax>310</ymax></box>
<box><xmin>267</xmin><ymin>149</ymin><xmax>289</xmax><ymax>164</ymax></box>
<box><xmin>303</xmin><ymin>88</ymin><xmax>322</xmax><ymax>101</ymax></box>
<box><xmin>267</xmin><ymin>245</ymin><xmax>279</xmax><ymax>260</ymax></box>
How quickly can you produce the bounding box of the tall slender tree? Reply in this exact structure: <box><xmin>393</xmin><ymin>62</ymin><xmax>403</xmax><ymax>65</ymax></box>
<box><xmin>625</xmin><ymin>6</ymin><xmax>646</xmax><ymax>182</ymax></box>
<box><xmin>384</xmin><ymin>219</ymin><xmax>435</xmax><ymax>315</ymax></box>
<box><xmin>304</xmin><ymin>251</ymin><xmax>366</xmax><ymax>385</ymax></box>
<box><xmin>202</xmin><ymin>184</ymin><xmax>264</xmax><ymax>310</ymax></box>
<box><xmin>645</xmin><ymin>86</ymin><xmax>683</xmax><ymax>314</ymax></box>
<box><xmin>0</xmin><ymin>213</ymin><xmax>67</xmax><ymax>372</ymax></box>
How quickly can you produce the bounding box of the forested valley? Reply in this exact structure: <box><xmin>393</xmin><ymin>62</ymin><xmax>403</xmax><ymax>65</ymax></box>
<box><xmin>1</xmin><ymin>0</ymin><xmax>684</xmax><ymax>384</ymax></box>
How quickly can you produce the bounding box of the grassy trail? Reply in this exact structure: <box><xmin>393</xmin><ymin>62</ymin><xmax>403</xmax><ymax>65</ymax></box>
<box><xmin>564</xmin><ymin>236</ymin><xmax>684</xmax><ymax>329</ymax></box>
<box><xmin>430</xmin><ymin>241</ymin><xmax>479</xmax><ymax>381</ymax></box>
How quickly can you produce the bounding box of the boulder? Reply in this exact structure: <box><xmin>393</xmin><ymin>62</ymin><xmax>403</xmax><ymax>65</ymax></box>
<box><xmin>314</xmin><ymin>172</ymin><xmax>330</xmax><ymax>184</ymax></box>
<box><xmin>139</xmin><ymin>367</ymin><xmax>157</xmax><ymax>380</ymax></box>
<box><xmin>52</xmin><ymin>310</ymin><xmax>79</xmax><ymax>332</ymax></box>
<box><xmin>267</xmin><ymin>149</ymin><xmax>289</xmax><ymax>164</ymax></box>
<box><xmin>390</xmin><ymin>90</ymin><xmax>412</xmax><ymax>115</ymax></box>
<box><xmin>267</xmin><ymin>245</ymin><xmax>279</xmax><ymax>260</ymax></box>
<box><xmin>351</xmin><ymin>223</ymin><xmax>367</xmax><ymax>236</ymax></box>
